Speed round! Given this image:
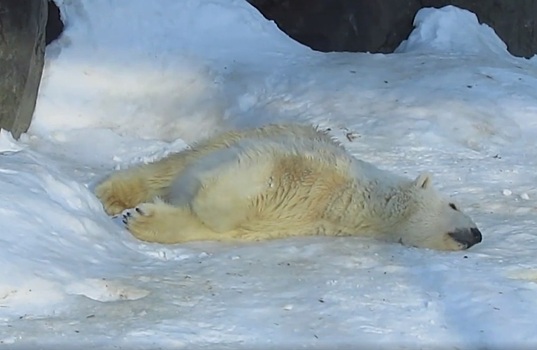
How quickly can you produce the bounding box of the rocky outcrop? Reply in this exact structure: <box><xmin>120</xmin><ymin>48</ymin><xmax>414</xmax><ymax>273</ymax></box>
<box><xmin>248</xmin><ymin>0</ymin><xmax>537</xmax><ymax>58</ymax></box>
<box><xmin>247</xmin><ymin>0</ymin><xmax>420</xmax><ymax>54</ymax></box>
<box><xmin>0</xmin><ymin>0</ymin><xmax>47</xmax><ymax>139</ymax></box>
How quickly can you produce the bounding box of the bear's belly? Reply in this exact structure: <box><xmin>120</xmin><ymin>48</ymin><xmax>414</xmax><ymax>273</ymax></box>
<box><xmin>231</xmin><ymin>165</ymin><xmax>362</xmax><ymax>240</ymax></box>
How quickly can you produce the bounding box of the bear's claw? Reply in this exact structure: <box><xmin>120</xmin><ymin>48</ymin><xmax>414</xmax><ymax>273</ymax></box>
<box><xmin>122</xmin><ymin>208</ymin><xmax>136</xmax><ymax>225</ymax></box>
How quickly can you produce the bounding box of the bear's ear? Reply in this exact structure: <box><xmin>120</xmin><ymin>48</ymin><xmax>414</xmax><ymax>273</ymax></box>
<box><xmin>413</xmin><ymin>172</ymin><xmax>433</xmax><ymax>189</ymax></box>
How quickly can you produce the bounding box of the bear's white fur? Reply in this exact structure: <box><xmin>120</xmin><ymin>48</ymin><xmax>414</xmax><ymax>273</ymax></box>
<box><xmin>95</xmin><ymin>124</ymin><xmax>482</xmax><ymax>250</ymax></box>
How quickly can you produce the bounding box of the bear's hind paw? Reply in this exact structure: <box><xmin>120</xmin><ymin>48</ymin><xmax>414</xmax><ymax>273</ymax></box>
<box><xmin>120</xmin><ymin>202</ymin><xmax>185</xmax><ymax>243</ymax></box>
<box><xmin>121</xmin><ymin>202</ymin><xmax>160</xmax><ymax>239</ymax></box>
<box><xmin>122</xmin><ymin>203</ymin><xmax>155</xmax><ymax>225</ymax></box>
<box><xmin>120</xmin><ymin>202</ymin><xmax>220</xmax><ymax>244</ymax></box>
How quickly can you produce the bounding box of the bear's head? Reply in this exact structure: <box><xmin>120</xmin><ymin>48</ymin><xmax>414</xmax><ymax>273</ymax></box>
<box><xmin>393</xmin><ymin>173</ymin><xmax>482</xmax><ymax>251</ymax></box>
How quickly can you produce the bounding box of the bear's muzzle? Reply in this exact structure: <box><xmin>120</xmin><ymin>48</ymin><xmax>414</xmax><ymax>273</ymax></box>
<box><xmin>448</xmin><ymin>227</ymin><xmax>482</xmax><ymax>249</ymax></box>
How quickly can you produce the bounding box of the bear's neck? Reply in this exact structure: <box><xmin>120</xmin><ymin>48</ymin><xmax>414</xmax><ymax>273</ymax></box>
<box><xmin>325</xmin><ymin>176</ymin><xmax>410</xmax><ymax>241</ymax></box>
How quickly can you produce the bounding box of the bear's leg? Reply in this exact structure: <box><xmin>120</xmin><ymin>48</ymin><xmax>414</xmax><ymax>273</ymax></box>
<box><xmin>95</xmin><ymin>156</ymin><xmax>184</xmax><ymax>216</ymax></box>
<box><xmin>122</xmin><ymin>200</ymin><xmax>222</xmax><ymax>243</ymax></box>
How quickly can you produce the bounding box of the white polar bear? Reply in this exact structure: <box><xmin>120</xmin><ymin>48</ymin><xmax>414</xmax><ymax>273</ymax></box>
<box><xmin>94</xmin><ymin>124</ymin><xmax>482</xmax><ymax>250</ymax></box>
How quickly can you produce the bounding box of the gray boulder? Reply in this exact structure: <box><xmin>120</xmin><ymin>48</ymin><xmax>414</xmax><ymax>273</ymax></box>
<box><xmin>0</xmin><ymin>0</ymin><xmax>47</xmax><ymax>139</ymax></box>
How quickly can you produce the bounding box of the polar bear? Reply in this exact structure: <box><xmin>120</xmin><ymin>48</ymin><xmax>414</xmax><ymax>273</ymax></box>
<box><xmin>95</xmin><ymin>124</ymin><xmax>482</xmax><ymax>250</ymax></box>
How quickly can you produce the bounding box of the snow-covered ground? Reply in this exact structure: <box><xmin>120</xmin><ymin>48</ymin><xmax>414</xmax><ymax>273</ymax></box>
<box><xmin>1</xmin><ymin>1</ymin><xmax>537</xmax><ymax>348</ymax></box>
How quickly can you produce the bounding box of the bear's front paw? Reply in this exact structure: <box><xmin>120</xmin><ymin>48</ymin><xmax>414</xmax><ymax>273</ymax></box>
<box><xmin>95</xmin><ymin>181</ymin><xmax>132</xmax><ymax>216</ymax></box>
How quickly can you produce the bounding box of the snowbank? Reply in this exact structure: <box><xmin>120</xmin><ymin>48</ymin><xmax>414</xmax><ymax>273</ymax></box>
<box><xmin>32</xmin><ymin>0</ymin><xmax>308</xmax><ymax>143</ymax></box>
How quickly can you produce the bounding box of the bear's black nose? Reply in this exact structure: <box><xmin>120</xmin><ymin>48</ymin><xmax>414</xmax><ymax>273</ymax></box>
<box><xmin>471</xmin><ymin>227</ymin><xmax>482</xmax><ymax>243</ymax></box>
<box><xmin>448</xmin><ymin>227</ymin><xmax>483</xmax><ymax>249</ymax></box>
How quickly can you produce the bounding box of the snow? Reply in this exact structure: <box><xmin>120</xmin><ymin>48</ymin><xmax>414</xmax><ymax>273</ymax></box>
<box><xmin>396</xmin><ymin>5</ymin><xmax>510</xmax><ymax>58</ymax></box>
<box><xmin>2</xmin><ymin>1</ymin><xmax>537</xmax><ymax>348</ymax></box>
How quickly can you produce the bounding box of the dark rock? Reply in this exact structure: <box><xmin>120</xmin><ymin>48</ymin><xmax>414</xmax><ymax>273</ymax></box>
<box><xmin>248</xmin><ymin>0</ymin><xmax>537</xmax><ymax>58</ymax></box>
<box><xmin>46</xmin><ymin>0</ymin><xmax>64</xmax><ymax>45</ymax></box>
<box><xmin>247</xmin><ymin>0</ymin><xmax>420</xmax><ymax>54</ymax></box>
<box><xmin>0</xmin><ymin>0</ymin><xmax>47</xmax><ymax>139</ymax></box>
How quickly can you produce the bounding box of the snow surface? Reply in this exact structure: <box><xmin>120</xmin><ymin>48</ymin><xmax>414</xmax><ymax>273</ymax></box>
<box><xmin>2</xmin><ymin>1</ymin><xmax>537</xmax><ymax>348</ymax></box>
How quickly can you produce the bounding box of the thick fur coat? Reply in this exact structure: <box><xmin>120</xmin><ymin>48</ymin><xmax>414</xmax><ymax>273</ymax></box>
<box><xmin>95</xmin><ymin>124</ymin><xmax>482</xmax><ymax>250</ymax></box>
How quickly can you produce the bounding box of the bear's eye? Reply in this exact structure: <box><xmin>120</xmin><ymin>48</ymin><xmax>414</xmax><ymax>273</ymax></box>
<box><xmin>449</xmin><ymin>203</ymin><xmax>458</xmax><ymax>211</ymax></box>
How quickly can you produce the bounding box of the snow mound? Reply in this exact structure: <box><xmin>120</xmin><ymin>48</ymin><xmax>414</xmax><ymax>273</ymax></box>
<box><xmin>31</xmin><ymin>0</ymin><xmax>308</xmax><ymax>143</ymax></box>
<box><xmin>396</xmin><ymin>6</ymin><xmax>509</xmax><ymax>57</ymax></box>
